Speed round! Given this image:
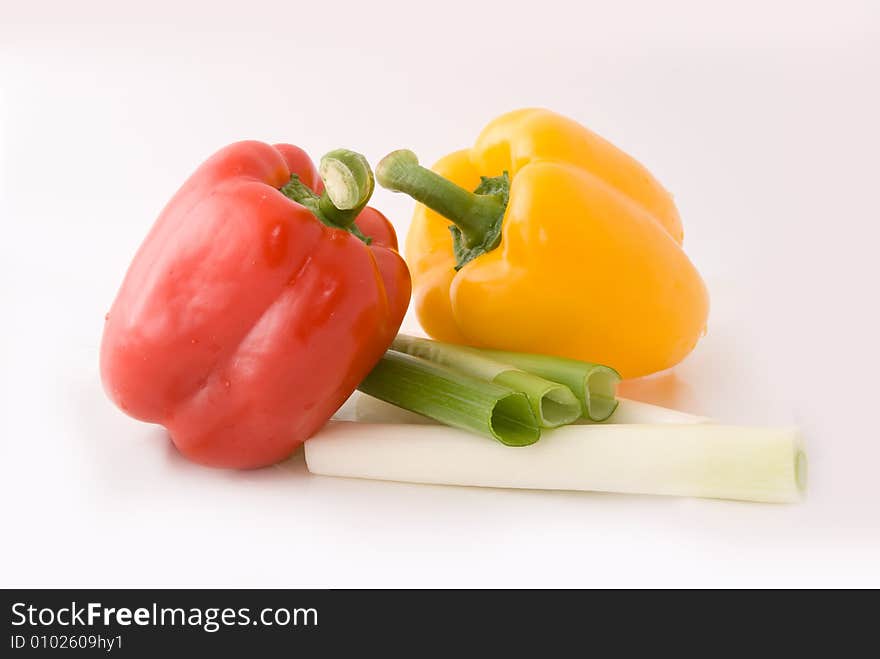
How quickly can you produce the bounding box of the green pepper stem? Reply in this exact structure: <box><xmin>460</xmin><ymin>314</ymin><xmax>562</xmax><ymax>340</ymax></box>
<box><xmin>280</xmin><ymin>148</ymin><xmax>374</xmax><ymax>243</ymax></box>
<box><xmin>376</xmin><ymin>150</ymin><xmax>505</xmax><ymax>248</ymax></box>
<box><xmin>318</xmin><ymin>149</ymin><xmax>374</xmax><ymax>226</ymax></box>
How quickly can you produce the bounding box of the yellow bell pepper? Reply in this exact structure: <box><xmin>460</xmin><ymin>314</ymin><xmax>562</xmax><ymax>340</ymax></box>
<box><xmin>376</xmin><ymin>108</ymin><xmax>709</xmax><ymax>379</ymax></box>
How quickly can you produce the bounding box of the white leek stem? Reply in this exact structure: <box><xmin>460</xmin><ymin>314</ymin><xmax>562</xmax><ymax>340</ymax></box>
<box><xmin>305</xmin><ymin>421</ymin><xmax>806</xmax><ymax>503</ymax></box>
<box><xmin>603</xmin><ymin>398</ymin><xmax>710</xmax><ymax>424</ymax></box>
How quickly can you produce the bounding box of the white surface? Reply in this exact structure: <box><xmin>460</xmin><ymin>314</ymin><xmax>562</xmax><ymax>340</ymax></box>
<box><xmin>2</xmin><ymin>1</ymin><xmax>879</xmax><ymax>587</ymax></box>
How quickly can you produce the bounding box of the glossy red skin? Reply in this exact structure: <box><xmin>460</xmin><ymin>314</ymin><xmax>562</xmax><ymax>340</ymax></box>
<box><xmin>100</xmin><ymin>142</ymin><xmax>411</xmax><ymax>468</ymax></box>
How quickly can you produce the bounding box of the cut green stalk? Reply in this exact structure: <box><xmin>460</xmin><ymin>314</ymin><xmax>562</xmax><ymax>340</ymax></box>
<box><xmin>391</xmin><ymin>335</ymin><xmax>580</xmax><ymax>428</ymax></box>
<box><xmin>467</xmin><ymin>347</ymin><xmax>620</xmax><ymax>421</ymax></box>
<box><xmin>357</xmin><ymin>350</ymin><xmax>539</xmax><ymax>446</ymax></box>
<box><xmin>280</xmin><ymin>148</ymin><xmax>374</xmax><ymax>244</ymax></box>
<box><xmin>348</xmin><ymin>392</ymin><xmax>710</xmax><ymax>427</ymax></box>
<box><xmin>376</xmin><ymin>150</ymin><xmax>509</xmax><ymax>269</ymax></box>
<box><xmin>306</xmin><ymin>422</ymin><xmax>807</xmax><ymax>504</ymax></box>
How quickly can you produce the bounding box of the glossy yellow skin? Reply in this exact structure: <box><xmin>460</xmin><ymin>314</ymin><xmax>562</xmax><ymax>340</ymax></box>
<box><xmin>405</xmin><ymin>108</ymin><xmax>709</xmax><ymax>379</ymax></box>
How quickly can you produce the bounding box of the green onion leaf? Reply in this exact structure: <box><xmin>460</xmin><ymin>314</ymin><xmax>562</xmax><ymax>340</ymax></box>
<box><xmin>392</xmin><ymin>335</ymin><xmax>619</xmax><ymax>422</ymax></box>
<box><xmin>357</xmin><ymin>350</ymin><xmax>540</xmax><ymax>446</ymax></box>
<box><xmin>391</xmin><ymin>335</ymin><xmax>581</xmax><ymax>428</ymax></box>
<box><xmin>471</xmin><ymin>347</ymin><xmax>621</xmax><ymax>422</ymax></box>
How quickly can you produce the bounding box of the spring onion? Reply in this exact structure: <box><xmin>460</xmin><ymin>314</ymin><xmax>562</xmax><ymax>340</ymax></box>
<box><xmin>391</xmin><ymin>335</ymin><xmax>580</xmax><ymax>428</ymax></box>
<box><xmin>449</xmin><ymin>343</ymin><xmax>621</xmax><ymax>421</ymax></box>
<box><xmin>357</xmin><ymin>350</ymin><xmax>540</xmax><ymax>446</ymax></box>
<box><xmin>305</xmin><ymin>421</ymin><xmax>806</xmax><ymax>503</ymax></box>
<box><xmin>347</xmin><ymin>392</ymin><xmax>709</xmax><ymax>428</ymax></box>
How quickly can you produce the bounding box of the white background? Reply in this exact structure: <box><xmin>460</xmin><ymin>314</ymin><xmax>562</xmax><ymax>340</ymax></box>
<box><xmin>2</xmin><ymin>1</ymin><xmax>878</xmax><ymax>587</ymax></box>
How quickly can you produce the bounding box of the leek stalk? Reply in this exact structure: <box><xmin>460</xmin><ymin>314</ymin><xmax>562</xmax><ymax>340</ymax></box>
<box><xmin>391</xmin><ymin>335</ymin><xmax>580</xmax><ymax>428</ymax></box>
<box><xmin>306</xmin><ymin>421</ymin><xmax>806</xmax><ymax>504</ymax></box>
<box><xmin>357</xmin><ymin>351</ymin><xmax>540</xmax><ymax>446</ymax></box>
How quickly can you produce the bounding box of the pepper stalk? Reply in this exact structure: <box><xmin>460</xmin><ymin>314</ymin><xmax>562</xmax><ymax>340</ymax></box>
<box><xmin>376</xmin><ymin>149</ymin><xmax>509</xmax><ymax>268</ymax></box>
<box><xmin>280</xmin><ymin>148</ymin><xmax>375</xmax><ymax>243</ymax></box>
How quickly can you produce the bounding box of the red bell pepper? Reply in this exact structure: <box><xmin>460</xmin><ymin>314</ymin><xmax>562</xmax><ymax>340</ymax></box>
<box><xmin>100</xmin><ymin>142</ymin><xmax>410</xmax><ymax>468</ymax></box>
